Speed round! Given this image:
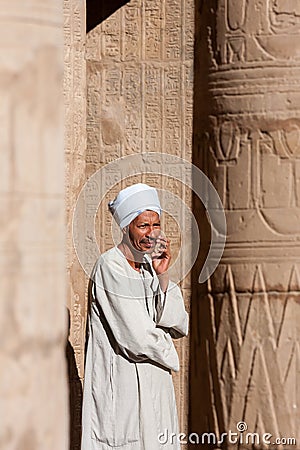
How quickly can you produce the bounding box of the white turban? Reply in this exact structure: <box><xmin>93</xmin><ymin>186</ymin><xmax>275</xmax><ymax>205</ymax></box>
<box><xmin>108</xmin><ymin>183</ymin><xmax>162</xmax><ymax>229</ymax></box>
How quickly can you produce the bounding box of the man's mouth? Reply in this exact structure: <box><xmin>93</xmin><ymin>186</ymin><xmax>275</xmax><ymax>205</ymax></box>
<box><xmin>141</xmin><ymin>240</ymin><xmax>153</xmax><ymax>248</ymax></box>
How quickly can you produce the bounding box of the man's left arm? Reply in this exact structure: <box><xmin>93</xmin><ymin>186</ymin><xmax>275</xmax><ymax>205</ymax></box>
<box><xmin>150</xmin><ymin>236</ymin><xmax>188</xmax><ymax>337</ymax></box>
<box><xmin>154</xmin><ymin>280</ymin><xmax>189</xmax><ymax>338</ymax></box>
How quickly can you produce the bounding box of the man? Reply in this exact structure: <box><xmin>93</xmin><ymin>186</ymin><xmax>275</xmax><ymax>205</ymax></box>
<box><xmin>81</xmin><ymin>183</ymin><xmax>189</xmax><ymax>450</ymax></box>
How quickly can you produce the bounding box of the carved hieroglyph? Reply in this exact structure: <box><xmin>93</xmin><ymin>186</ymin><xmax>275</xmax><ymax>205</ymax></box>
<box><xmin>192</xmin><ymin>0</ymin><xmax>300</xmax><ymax>447</ymax></box>
<box><xmin>85</xmin><ymin>0</ymin><xmax>194</xmax><ymax>436</ymax></box>
<box><xmin>64</xmin><ymin>0</ymin><xmax>86</xmax><ymax>448</ymax></box>
<box><xmin>0</xmin><ymin>1</ymin><xmax>67</xmax><ymax>449</ymax></box>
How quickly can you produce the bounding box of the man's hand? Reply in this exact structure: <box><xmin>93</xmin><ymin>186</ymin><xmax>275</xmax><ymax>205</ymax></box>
<box><xmin>151</xmin><ymin>236</ymin><xmax>171</xmax><ymax>293</ymax></box>
<box><xmin>151</xmin><ymin>236</ymin><xmax>171</xmax><ymax>274</ymax></box>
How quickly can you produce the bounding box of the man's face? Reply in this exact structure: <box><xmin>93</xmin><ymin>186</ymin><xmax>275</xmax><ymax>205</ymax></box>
<box><xmin>126</xmin><ymin>210</ymin><xmax>161</xmax><ymax>254</ymax></box>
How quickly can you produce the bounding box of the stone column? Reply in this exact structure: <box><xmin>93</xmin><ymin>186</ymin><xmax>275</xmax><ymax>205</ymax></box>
<box><xmin>191</xmin><ymin>0</ymin><xmax>300</xmax><ymax>448</ymax></box>
<box><xmin>64</xmin><ymin>0</ymin><xmax>86</xmax><ymax>448</ymax></box>
<box><xmin>0</xmin><ymin>1</ymin><xmax>67</xmax><ymax>449</ymax></box>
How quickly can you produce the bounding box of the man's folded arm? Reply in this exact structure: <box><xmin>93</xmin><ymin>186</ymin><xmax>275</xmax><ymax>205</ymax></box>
<box><xmin>92</xmin><ymin>260</ymin><xmax>180</xmax><ymax>372</ymax></box>
<box><xmin>155</xmin><ymin>281</ymin><xmax>189</xmax><ymax>338</ymax></box>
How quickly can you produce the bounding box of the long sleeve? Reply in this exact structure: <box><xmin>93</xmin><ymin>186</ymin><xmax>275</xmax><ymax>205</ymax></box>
<box><xmin>92</xmin><ymin>256</ymin><xmax>180</xmax><ymax>372</ymax></box>
<box><xmin>155</xmin><ymin>281</ymin><xmax>189</xmax><ymax>338</ymax></box>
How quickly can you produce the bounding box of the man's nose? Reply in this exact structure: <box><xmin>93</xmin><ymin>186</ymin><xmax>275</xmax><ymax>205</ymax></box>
<box><xmin>145</xmin><ymin>226</ymin><xmax>158</xmax><ymax>238</ymax></box>
<box><xmin>145</xmin><ymin>226</ymin><xmax>155</xmax><ymax>236</ymax></box>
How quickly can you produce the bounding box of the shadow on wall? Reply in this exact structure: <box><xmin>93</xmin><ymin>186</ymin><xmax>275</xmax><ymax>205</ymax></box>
<box><xmin>86</xmin><ymin>0</ymin><xmax>130</xmax><ymax>33</ymax></box>
<box><xmin>66</xmin><ymin>308</ymin><xmax>83</xmax><ymax>450</ymax></box>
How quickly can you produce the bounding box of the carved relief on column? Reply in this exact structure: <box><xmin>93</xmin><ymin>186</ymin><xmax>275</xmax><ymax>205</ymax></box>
<box><xmin>86</xmin><ymin>0</ymin><xmax>194</xmax><ymax>435</ymax></box>
<box><xmin>64</xmin><ymin>0</ymin><xmax>86</xmax><ymax>448</ymax></box>
<box><xmin>0</xmin><ymin>1</ymin><xmax>67</xmax><ymax>449</ymax></box>
<box><xmin>192</xmin><ymin>0</ymin><xmax>300</xmax><ymax>446</ymax></box>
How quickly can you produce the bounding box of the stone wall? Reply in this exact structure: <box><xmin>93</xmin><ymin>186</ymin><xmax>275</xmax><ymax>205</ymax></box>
<box><xmin>0</xmin><ymin>1</ymin><xmax>68</xmax><ymax>449</ymax></box>
<box><xmin>84</xmin><ymin>0</ymin><xmax>195</xmax><ymax>436</ymax></box>
<box><xmin>64</xmin><ymin>0</ymin><xmax>195</xmax><ymax>445</ymax></box>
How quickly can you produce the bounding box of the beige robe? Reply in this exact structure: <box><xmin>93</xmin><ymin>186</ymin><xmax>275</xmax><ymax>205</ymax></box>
<box><xmin>81</xmin><ymin>246</ymin><xmax>189</xmax><ymax>450</ymax></box>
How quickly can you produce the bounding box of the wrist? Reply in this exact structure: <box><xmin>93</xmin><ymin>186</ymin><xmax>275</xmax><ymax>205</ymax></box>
<box><xmin>158</xmin><ymin>272</ymin><xmax>169</xmax><ymax>293</ymax></box>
